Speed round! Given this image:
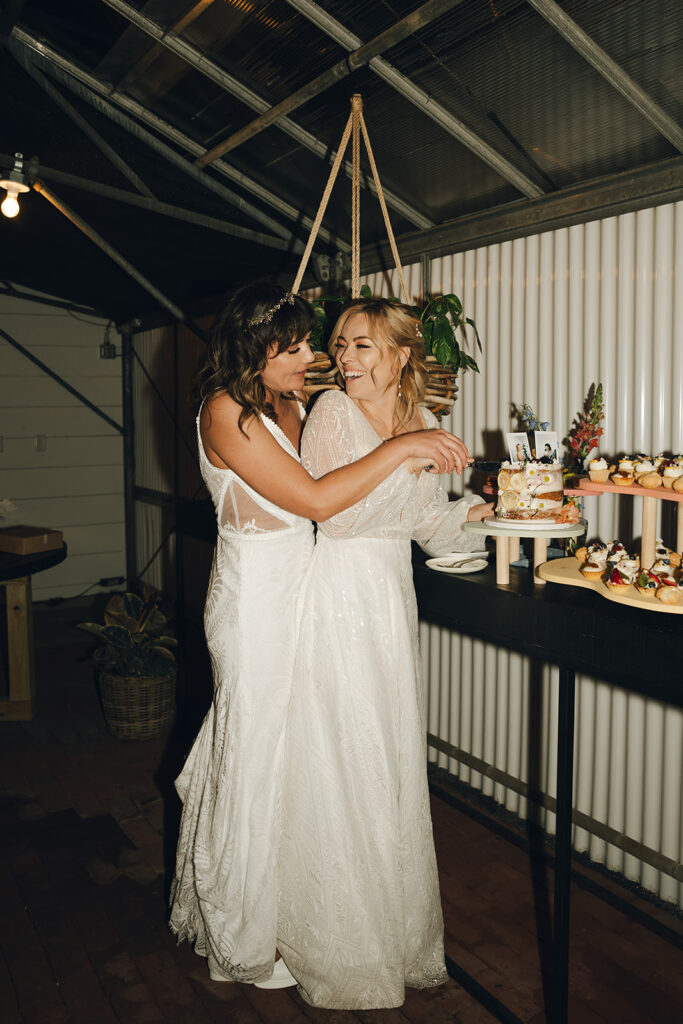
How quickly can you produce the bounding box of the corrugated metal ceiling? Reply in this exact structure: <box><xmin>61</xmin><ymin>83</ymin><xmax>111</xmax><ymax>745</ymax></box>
<box><xmin>0</xmin><ymin>0</ymin><xmax>680</xmax><ymax>320</ymax></box>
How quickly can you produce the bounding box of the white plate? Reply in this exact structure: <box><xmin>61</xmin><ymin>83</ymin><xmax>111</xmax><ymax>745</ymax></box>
<box><xmin>484</xmin><ymin>516</ymin><xmax>560</xmax><ymax>531</ymax></box>
<box><xmin>426</xmin><ymin>553</ymin><xmax>489</xmax><ymax>574</ymax></box>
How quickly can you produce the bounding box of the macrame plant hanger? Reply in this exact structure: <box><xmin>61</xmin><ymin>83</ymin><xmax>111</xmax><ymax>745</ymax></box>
<box><xmin>291</xmin><ymin>93</ymin><xmax>411</xmax><ymax>304</ymax></box>
<box><xmin>292</xmin><ymin>93</ymin><xmax>458</xmax><ymax>416</ymax></box>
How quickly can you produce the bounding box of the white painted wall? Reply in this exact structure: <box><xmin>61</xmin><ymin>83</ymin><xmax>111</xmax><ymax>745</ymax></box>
<box><xmin>0</xmin><ymin>287</ymin><xmax>125</xmax><ymax>600</ymax></box>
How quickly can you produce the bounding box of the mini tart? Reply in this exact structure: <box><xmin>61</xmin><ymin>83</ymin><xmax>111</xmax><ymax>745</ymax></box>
<box><xmin>580</xmin><ymin>562</ymin><xmax>604</xmax><ymax>579</ymax></box>
<box><xmin>656</xmin><ymin>585</ymin><xmax>680</xmax><ymax>604</ymax></box>
<box><xmin>669</xmin><ymin>552</ymin><xmax>682</xmax><ymax>568</ymax></box>
<box><xmin>635</xmin><ymin>570</ymin><xmax>659</xmax><ymax>594</ymax></box>
<box><xmin>605</xmin><ymin>568</ymin><xmax>631</xmax><ymax>592</ymax></box>
<box><xmin>574</xmin><ymin>546</ymin><xmax>588</xmax><ymax>563</ymax></box>
<box><xmin>637</xmin><ymin>471</ymin><xmax>661</xmax><ymax>489</ymax></box>
<box><xmin>611</xmin><ymin>472</ymin><xmax>634</xmax><ymax>486</ymax></box>
<box><xmin>673</xmin><ymin>476</ymin><xmax>683</xmax><ymax>493</ymax></box>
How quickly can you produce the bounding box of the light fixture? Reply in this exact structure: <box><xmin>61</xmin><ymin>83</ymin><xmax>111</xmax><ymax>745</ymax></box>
<box><xmin>0</xmin><ymin>153</ymin><xmax>31</xmax><ymax>219</ymax></box>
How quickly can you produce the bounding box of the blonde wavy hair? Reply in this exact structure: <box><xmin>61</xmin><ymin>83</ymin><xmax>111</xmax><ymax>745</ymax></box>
<box><xmin>329</xmin><ymin>299</ymin><xmax>427</xmax><ymax>432</ymax></box>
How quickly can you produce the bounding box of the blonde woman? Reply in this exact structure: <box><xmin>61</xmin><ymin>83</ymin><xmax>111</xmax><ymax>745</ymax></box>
<box><xmin>278</xmin><ymin>299</ymin><xmax>492</xmax><ymax>1008</ymax></box>
<box><xmin>169</xmin><ymin>286</ymin><xmax>472</xmax><ymax>989</ymax></box>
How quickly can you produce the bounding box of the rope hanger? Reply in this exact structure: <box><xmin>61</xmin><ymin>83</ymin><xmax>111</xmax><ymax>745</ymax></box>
<box><xmin>292</xmin><ymin>94</ymin><xmax>411</xmax><ymax>304</ymax></box>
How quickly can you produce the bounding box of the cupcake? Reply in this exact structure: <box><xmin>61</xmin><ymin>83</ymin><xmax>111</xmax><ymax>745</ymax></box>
<box><xmin>661</xmin><ymin>461</ymin><xmax>683</xmax><ymax>488</ymax></box>
<box><xmin>618</xmin><ymin>457</ymin><xmax>635</xmax><ymax>474</ymax></box>
<box><xmin>605</xmin><ymin>567</ymin><xmax>631</xmax><ymax>593</ymax></box>
<box><xmin>587</xmin><ymin>457</ymin><xmax>610</xmax><ymax>483</ymax></box>
<box><xmin>634</xmin><ymin>458</ymin><xmax>655</xmax><ymax>476</ymax></box>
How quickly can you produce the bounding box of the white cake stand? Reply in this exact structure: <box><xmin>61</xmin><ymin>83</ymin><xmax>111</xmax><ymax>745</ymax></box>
<box><xmin>463</xmin><ymin>518</ymin><xmax>587</xmax><ymax>585</ymax></box>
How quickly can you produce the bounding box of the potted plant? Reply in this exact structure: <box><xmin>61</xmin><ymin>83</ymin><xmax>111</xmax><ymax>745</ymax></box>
<box><xmin>306</xmin><ymin>286</ymin><xmax>482</xmax><ymax>417</ymax></box>
<box><xmin>78</xmin><ymin>584</ymin><xmax>177</xmax><ymax>739</ymax></box>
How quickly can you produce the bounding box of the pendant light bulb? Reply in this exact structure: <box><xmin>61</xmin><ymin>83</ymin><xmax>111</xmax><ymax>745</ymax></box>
<box><xmin>0</xmin><ymin>153</ymin><xmax>32</xmax><ymax>218</ymax></box>
<box><xmin>1</xmin><ymin>188</ymin><xmax>21</xmax><ymax>219</ymax></box>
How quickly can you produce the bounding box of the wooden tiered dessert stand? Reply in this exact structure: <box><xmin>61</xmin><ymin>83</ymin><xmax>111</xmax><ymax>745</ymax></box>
<box><xmin>537</xmin><ymin>478</ymin><xmax>683</xmax><ymax>614</ymax></box>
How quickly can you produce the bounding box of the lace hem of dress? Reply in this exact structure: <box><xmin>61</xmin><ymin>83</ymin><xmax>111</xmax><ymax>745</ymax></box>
<box><xmin>169</xmin><ymin>883</ymin><xmax>273</xmax><ymax>984</ymax></box>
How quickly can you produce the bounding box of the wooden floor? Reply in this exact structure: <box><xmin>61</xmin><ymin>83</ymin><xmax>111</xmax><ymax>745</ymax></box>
<box><xmin>0</xmin><ymin>597</ymin><xmax>681</xmax><ymax>1024</ymax></box>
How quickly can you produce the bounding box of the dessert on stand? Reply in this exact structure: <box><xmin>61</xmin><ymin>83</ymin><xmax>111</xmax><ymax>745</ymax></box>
<box><xmin>538</xmin><ymin>454</ymin><xmax>683</xmax><ymax>613</ymax></box>
<box><xmin>466</xmin><ymin>408</ymin><xmax>586</xmax><ymax>585</ymax></box>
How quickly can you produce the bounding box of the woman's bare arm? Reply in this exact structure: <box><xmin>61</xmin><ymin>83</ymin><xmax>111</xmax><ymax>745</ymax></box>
<box><xmin>201</xmin><ymin>396</ymin><xmax>471</xmax><ymax>522</ymax></box>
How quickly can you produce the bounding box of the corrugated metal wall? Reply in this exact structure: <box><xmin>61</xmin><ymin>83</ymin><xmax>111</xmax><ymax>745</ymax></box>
<box><xmin>133</xmin><ymin>202</ymin><xmax>682</xmax><ymax>907</ymax></box>
<box><xmin>361</xmin><ymin>204</ymin><xmax>682</xmax><ymax>907</ymax></box>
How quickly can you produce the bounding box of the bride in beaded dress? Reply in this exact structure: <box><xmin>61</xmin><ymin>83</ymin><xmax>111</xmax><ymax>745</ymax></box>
<box><xmin>168</xmin><ymin>286</ymin><xmax>472</xmax><ymax>988</ymax></box>
<box><xmin>277</xmin><ymin>299</ymin><xmax>492</xmax><ymax>1009</ymax></box>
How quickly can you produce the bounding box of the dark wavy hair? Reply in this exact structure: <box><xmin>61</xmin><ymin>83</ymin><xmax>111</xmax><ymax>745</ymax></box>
<box><xmin>195</xmin><ymin>284</ymin><xmax>316</xmax><ymax>433</ymax></box>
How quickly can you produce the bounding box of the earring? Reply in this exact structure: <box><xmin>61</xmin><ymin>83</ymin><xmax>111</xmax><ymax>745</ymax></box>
<box><xmin>397</xmin><ymin>368</ymin><xmax>403</xmax><ymax>399</ymax></box>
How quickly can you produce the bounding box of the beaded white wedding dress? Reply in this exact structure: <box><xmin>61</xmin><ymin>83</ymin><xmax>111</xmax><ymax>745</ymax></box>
<box><xmin>169</xmin><ymin>406</ymin><xmax>314</xmax><ymax>983</ymax></box>
<box><xmin>277</xmin><ymin>390</ymin><xmax>483</xmax><ymax>1009</ymax></box>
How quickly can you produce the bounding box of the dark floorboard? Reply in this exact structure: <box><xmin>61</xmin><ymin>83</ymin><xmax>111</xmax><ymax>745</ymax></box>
<box><xmin>0</xmin><ymin>597</ymin><xmax>681</xmax><ymax>1023</ymax></box>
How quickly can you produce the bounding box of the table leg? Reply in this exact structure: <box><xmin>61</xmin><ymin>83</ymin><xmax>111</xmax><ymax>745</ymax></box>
<box><xmin>0</xmin><ymin>576</ymin><xmax>35</xmax><ymax>721</ymax></box>
<box><xmin>533</xmin><ymin>537</ymin><xmax>548</xmax><ymax>585</ymax></box>
<box><xmin>640</xmin><ymin>496</ymin><xmax>657</xmax><ymax>569</ymax></box>
<box><xmin>552</xmin><ymin>666</ymin><xmax>576</xmax><ymax>1024</ymax></box>
<box><xmin>495</xmin><ymin>536</ymin><xmax>510</xmax><ymax>585</ymax></box>
<box><xmin>508</xmin><ymin>537</ymin><xmax>520</xmax><ymax>563</ymax></box>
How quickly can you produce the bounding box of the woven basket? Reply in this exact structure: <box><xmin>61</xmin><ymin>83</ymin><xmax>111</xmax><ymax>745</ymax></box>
<box><xmin>99</xmin><ymin>670</ymin><xmax>176</xmax><ymax>740</ymax></box>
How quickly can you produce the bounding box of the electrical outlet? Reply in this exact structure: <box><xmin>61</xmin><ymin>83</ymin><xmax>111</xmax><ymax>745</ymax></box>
<box><xmin>35</xmin><ymin>434</ymin><xmax>47</xmax><ymax>452</ymax></box>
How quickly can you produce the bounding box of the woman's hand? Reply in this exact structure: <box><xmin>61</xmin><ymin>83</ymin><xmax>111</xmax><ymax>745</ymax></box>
<box><xmin>467</xmin><ymin>501</ymin><xmax>495</xmax><ymax>522</ymax></box>
<box><xmin>393</xmin><ymin>429</ymin><xmax>472</xmax><ymax>476</ymax></box>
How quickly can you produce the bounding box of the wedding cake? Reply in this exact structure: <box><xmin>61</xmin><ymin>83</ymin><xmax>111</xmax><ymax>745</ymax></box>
<box><xmin>495</xmin><ymin>460</ymin><xmax>564</xmax><ymax>520</ymax></box>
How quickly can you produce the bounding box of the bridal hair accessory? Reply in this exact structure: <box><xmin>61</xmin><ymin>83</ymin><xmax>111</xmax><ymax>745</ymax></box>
<box><xmin>248</xmin><ymin>292</ymin><xmax>295</xmax><ymax>328</ymax></box>
<box><xmin>415</xmin><ymin>322</ymin><xmax>423</xmax><ymax>339</ymax></box>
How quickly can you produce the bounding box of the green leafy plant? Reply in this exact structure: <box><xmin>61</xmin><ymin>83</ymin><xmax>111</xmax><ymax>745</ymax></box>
<box><xmin>77</xmin><ymin>584</ymin><xmax>176</xmax><ymax>678</ymax></box>
<box><xmin>309</xmin><ymin>286</ymin><xmax>482</xmax><ymax>374</ymax></box>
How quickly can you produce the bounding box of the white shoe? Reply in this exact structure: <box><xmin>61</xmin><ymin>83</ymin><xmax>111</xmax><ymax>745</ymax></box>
<box><xmin>254</xmin><ymin>957</ymin><xmax>297</xmax><ymax>989</ymax></box>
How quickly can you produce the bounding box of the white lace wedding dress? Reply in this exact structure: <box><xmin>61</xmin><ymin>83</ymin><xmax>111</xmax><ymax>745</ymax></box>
<box><xmin>277</xmin><ymin>390</ymin><xmax>483</xmax><ymax>1009</ymax></box>
<box><xmin>169</xmin><ymin>406</ymin><xmax>314</xmax><ymax>983</ymax></box>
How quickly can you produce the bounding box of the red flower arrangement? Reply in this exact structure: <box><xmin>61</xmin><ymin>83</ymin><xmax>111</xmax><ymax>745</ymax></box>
<box><xmin>567</xmin><ymin>383</ymin><xmax>604</xmax><ymax>471</ymax></box>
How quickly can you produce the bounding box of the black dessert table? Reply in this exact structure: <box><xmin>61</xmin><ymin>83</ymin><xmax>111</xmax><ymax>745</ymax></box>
<box><xmin>0</xmin><ymin>545</ymin><xmax>67</xmax><ymax>720</ymax></box>
<box><xmin>413</xmin><ymin>548</ymin><xmax>683</xmax><ymax>1024</ymax></box>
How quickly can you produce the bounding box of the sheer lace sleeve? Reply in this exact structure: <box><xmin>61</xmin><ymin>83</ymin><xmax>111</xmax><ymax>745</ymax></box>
<box><xmin>411</xmin><ymin>408</ymin><xmax>485</xmax><ymax>556</ymax></box>
<box><xmin>412</xmin><ymin>484</ymin><xmax>485</xmax><ymax>556</ymax></box>
<box><xmin>301</xmin><ymin>390</ymin><xmax>406</xmax><ymax>537</ymax></box>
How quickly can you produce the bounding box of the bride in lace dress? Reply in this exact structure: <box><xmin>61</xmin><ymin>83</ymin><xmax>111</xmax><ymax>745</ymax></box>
<box><xmin>168</xmin><ymin>286</ymin><xmax>473</xmax><ymax>988</ymax></box>
<box><xmin>278</xmin><ymin>299</ymin><xmax>493</xmax><ymax>1008</ymax></box>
